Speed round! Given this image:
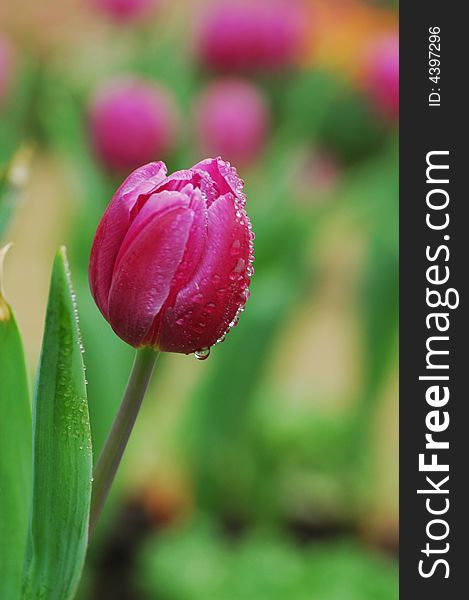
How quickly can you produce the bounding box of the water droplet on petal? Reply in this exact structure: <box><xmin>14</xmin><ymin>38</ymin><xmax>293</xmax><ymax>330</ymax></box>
<box><xmin>191</xmin><ymin>293</ymin><xmax>204</xmax><ymax>304</ymax></box>
<box><xmin>194</xmin><ymin>347</ymin><xmax>211</xmax><ymax>361</ymax></box>
<box><xmin>205</xmin><ymin>302</ymin><xmax>216</xmax><ymax>313</ymax></box>
<box><xmin>230</xmin><ymin>239</ymin><xmax>241</xmax><ymax>256</ymax></box>
<box><xmin>234</xmin><ymin>257</ymin><xmax>245</xmax><ymax>273</ymax></box>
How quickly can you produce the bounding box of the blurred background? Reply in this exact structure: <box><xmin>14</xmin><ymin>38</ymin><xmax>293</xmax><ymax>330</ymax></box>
<box><xmin>1</xmin><ymin>0</ymin><xmax>398</xmax><ymax>598</ymax></box>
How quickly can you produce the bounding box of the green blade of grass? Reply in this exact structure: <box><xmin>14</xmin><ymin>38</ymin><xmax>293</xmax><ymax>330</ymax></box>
<box><xmin>22</xmin><ymin>247</ymin><xmax>92</xmax><ymax>600</ymax></box>
<box><xmin>0</xmin><ymin>246</ymin><xmax>32</xmax><ymax>599</ymax></box>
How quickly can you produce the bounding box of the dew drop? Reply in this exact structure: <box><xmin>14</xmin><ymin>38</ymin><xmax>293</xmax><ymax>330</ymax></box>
<box><xmin>191</xmin><ymin>292</ymin><xmax>204</xmax><ymax>303</ymax></box>
<box><xmin>234</xmin><ymin>257</ymin><xmax>245</xmax><ymax>273</ymax></box>
<box><xmin>230</xmin><ymin>239</ymin><xmax>241</xmax><ymax>256</ymax></box>
<box><xmin>205</xmin><ymin>302</ymin><xmax>216</xmax><ymax>313</ymax></box>
<box><xmin>194</xmin><ymin>347</ymin><xmax>211</xmax><ymax>361</ymax></box>
<box><xmin>176</xmin><ymin>318</ymin><xmax>185</xmax><ymax>326</ymax></box>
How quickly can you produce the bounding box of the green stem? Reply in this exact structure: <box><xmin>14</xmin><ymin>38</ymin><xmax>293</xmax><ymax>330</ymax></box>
<box><xmin>89</xmin><ymin>347</ymin><xmax>159</xmax><ymax>536</ymax></box>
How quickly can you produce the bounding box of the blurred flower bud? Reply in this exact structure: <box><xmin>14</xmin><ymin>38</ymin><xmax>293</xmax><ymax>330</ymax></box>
<box><xmin>364</xmin><ymin>33</ymin><xmax>399</xmax><ymax>121</ymax></box>
<box><xmin>89</xmin><ymin>158</ymin><xmax>254</xmax><ymax>355</ymax></box>
<box><xmin>91</xmin><ymin>0</ymin><xmax>158</xmax><ymax>23</ymax></box>
<box><xmin>0</xmin><ymin>34</ymin><xmax>15</xmax><ymax>108</ymax></box>
<box><xmin>89</xmin><ymin>77</ymin><xmax>179</xmax><ymax>172</ymax></box>
<box><xmin>197</xmin><ymin>0</ymin><xmax>305</xmax><ymax>72</ymax></box>
<box><xmin>196</xmin><ymin>78</ymin><xmax>269</xmax><ymax>166</ymax></box>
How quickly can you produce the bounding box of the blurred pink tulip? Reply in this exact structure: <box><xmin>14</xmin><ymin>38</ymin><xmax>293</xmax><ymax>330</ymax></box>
<box><xmin>197</xmin><ymin>0</ymin><xmax>305</xmax><ymax>72</ymax></box>
<box><xmin>0</xmin><ymin>34</ymin><xmax>14</xmax><ymax>107</ymax></box>
<box><xmin>91</xmin><ymin>0</ymin><xmax>158</xmax><ymax>23</ymax></box>
<box><xmin>89</xmin><ymin>158</ymin><xmax>254</xmax><ymax>354</ymax></box>
<box><xmin>89</xmin><ymin>77</ymin><xmax>179</xmax><ymax>172</ymax></box>
<box><xmin>196</xmin><ymin>78</ymin><xmax>269</xmax><ymax>166</ymax></box>
<box><xmin>364</xmin><ymin>33</ymin><xmax>399</xmax><ymax>121</ymax></box>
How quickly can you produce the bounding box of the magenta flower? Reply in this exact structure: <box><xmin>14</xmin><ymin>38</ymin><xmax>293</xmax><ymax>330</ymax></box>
<box><xmin>89</xmin><ymin>158</ymin><xmax>254</xmax><ymax>355</ymax></box>
<box><xmin>197</xmin><ymin>0</ymin><xmax>305</xmax><ymax>72</ymax></box>
<box><xmin>196</xmin><ymin>78</ymin><xmax>269</xmax><ymax>166</ymax></box>
<box><xmin>91</xmin><ymin>0</ymin><xmax>158</xmax><ymax>23</ymax></box>
<box><xmin>364</xmin><ymin>33</ymin><xmax>399</xmax><ymax>121</ymax></box>
<box><xmin>89</xmin><ymin>77</ymin><xmax>179</xmax><ymax>172</ymax></box>
<box><xmin>0</xmin><ymin>34</ymin><xmax>14</xmax><ymax>107</ymax></box>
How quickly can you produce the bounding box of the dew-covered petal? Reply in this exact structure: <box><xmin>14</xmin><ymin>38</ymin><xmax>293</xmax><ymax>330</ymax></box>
<box><xmin>117</xmin><ymin>161</ymin><xmax>168</xmax><ymax>199</ymax></box>
<box><xmin>113</xmin><ymin>189</ymin><xmax>192</xmax><ymax>271</ymax></box>
<box><xmin>158</xmin><ymin>192</ymin><xmax>251</xmax><ymax>353</ymax></box>
<box><xmin>155</xmin><ymin>167</ymin><xmax>221</xmax><ymax>208</ymax></box>
<box><xmin>142</xmin><ymin>188</ymin><xmax>208</xmax><ymax>346</ymax></box>
<box><xmin>192</xmin><ymin>157</ymin><xmax>245</xmax><ymax>204</ymax></box>
<box><xmin>107</xmin><ymin>207</ymin><xmax>194</xmax><ymax>347</ymax></box>
<box><xmin>89</xmin><ymin>161</ymin><xmax>167</xmax><ymax>318</ymax></box>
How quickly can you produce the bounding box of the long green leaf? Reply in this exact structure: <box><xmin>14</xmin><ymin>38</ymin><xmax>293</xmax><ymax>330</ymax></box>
<box><xmin>22</xmin><ymin>247</ymin><xmax>92</xmax><ymax>600</ymax></box>
<box><xmin>0</xmin><ymin>246</ymin><xmax>32</xmax><ymax>600</ymax></box>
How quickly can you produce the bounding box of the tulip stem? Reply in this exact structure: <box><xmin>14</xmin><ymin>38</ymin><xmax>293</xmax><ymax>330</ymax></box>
<box><xmin>89</xmin><ymin>347</ymin><xmax>159</xmax><ymax>537</ymax></box>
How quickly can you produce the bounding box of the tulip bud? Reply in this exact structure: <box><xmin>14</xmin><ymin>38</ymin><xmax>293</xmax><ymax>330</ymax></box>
<box><xmin>89</xmin><ymin>158</ymin><xmax>254</xmax><ymax>356</ymax></box>
<box><xmin>197</xmin><ymin>0</ymin><xmax>305</xmax><ymax>72</ymax></box>
<box><xmin>89</xmin><ymin>77</ymin><xmax>179</xmax><ymax>172</ymax></box>
<box><xmin>363</xmin><ymin>33</ymin><xmax>399</xmax><ymax>121</ymax></box>
<box><xmin>91</xmin><ymin>0</ymin><xmax>158</xmax><ymax>23</ymax></box>
<box><xmin>195</xmin><ymin>78</ymin><xmax>269</xmax><ymax>166</ymax></box>
<box><xmin>0</xmin><ymin>34</ymin><xmax>14</xmax><ymax>108</ymax></box>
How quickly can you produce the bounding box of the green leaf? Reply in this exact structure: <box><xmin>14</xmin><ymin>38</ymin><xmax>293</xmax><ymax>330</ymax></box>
<box><xmin>0</xmin><ymin>246</ymin><xmax>32</xmax><ymax>600</ymax></box>
<box><xmin>22</xmin><ymin>247</ymin><xmax>92</xmax><ymax>600</ymax></box>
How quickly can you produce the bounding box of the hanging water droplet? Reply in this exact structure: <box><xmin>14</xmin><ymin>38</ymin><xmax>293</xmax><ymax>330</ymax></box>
<box><xmin>194</xmin><ymin>347</ymin><xmax>211</xmax><ymax>361</ymax></box>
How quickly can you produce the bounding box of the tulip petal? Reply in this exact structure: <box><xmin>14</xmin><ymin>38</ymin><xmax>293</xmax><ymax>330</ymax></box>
<box><xmin>142</xmin><ymin>188</ymin><xmax>208</xmax><ymax>346</ymax></box>
<box><xmin>155</xmin><ymin>168</ymin><xmax>222</xmax><ymax>208</ymax></box>
<box><xmin>108</xmin><ymin>206</ymin><xmax>194</xmax><ymax>347</ymax></box>
<box><xmin>159</xmin><ymin>192</ymin><xmax>251</xmax><ymax>353</ymax></box>
<box><xmin>193</xmin><ymin>157</ymin><xmax>245</xmax><ymax>201</ymax></box>
<box><xmin>89</xmin><ymin>162</ymin><xmax>167</xmax><ymax>318</ymax></box>
<box><xmin>113</xmin><ymin>189</ymin><xmax>191</xmax><ymax>271</ymax></box>
<box><xmin>117</xmin><ymin>161</ymin><xmax>167</xmax><ymax>199</ymax></box>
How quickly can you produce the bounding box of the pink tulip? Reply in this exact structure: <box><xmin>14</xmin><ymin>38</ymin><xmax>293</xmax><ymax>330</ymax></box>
<box><xmin>196</xmin><ymin>78</ymin><xmax>269</xmax><ymax>166</ymax></box>
<box><xmin>89</xmin><ymin>77</ymin><xmax>179</xmax><ymax>172</ymax></box>
<box><xmin>0</xmin><ymin>34</ymin><xmax>14</xmax><ymax>107</ymax></box>
<box><xmin>364</xmin><ymin>33</ymin><xmax>399</xmax><ymax>121</ymax></box>
<box><xmin>197</xmin><ymin>0</ymin><xmax>305</xmax><ymax>72</ymax></box>
<box><xmin>89</xmin><ymin>158</ymin><xmax>254</xmax><ymax>355</ymax></box>
<box><xmin>91</xmin><ymin>0</ymin><xmax>157</xmax><ymax>23</ymax></box>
